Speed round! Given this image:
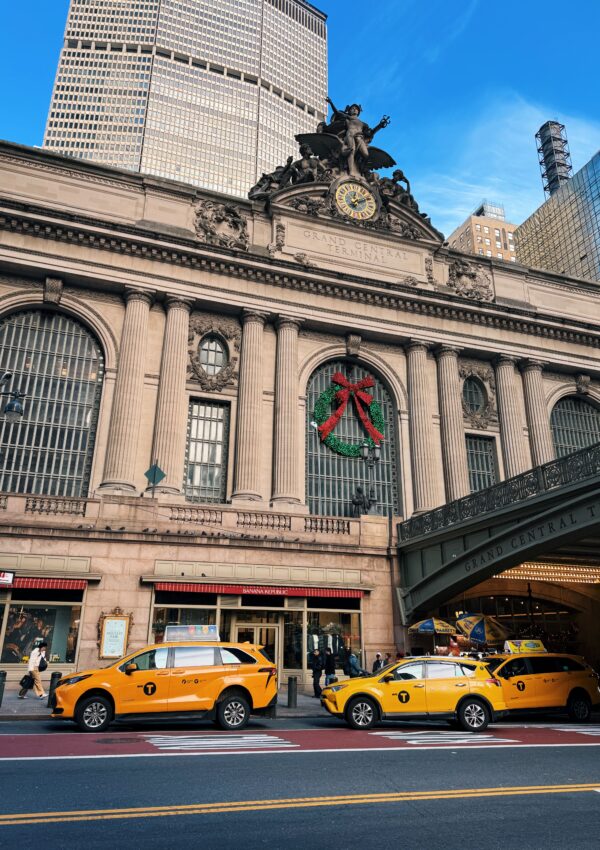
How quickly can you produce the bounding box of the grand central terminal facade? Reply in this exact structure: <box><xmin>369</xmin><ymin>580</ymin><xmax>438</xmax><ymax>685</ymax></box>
<box><xmin>0</xmin><ymin>115</ymin><xmax>599</xmax><ymax>685</ymax></box>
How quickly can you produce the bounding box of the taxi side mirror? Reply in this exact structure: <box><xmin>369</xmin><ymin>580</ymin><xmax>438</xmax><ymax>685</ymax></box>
<box><xmin>382</xmin><ymin>673</ymin><xmax>394</xmax><ymax>682</ymax></box>
<box><xmin>125</xmin><ymin>663</ymin><xmax>138</xmax><ymax>675</ymax></box>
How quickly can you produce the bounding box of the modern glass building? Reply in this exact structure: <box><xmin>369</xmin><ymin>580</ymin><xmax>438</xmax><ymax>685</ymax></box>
<box><xmin>43</xmin><ymin>0</ymin><xmax>327</xmax><ymax>197</ymax></box>
<box><xmin>515</xmin><ymin>151</ymin><xmax>600</xmax><ymax>282</ymax></box>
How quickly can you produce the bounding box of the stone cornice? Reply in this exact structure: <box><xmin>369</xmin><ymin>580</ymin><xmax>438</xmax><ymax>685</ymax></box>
<box><xmin>1</xmin><ymin>200</ymin><xmax>600</xmax><ymax>350</ymax></box>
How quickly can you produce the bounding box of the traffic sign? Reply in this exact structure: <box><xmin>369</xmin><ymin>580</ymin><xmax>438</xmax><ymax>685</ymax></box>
<box><xmin>144</xmin><ymin>463</ymin><xmax>166</xmax><ymax>486</ymax></box>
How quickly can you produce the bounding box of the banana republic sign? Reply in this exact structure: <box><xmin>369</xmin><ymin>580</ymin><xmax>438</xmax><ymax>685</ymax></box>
<box><xmin>461</xmin><ymin>497</ymin><xmax>600</xmax><ymax>575</ymax></box>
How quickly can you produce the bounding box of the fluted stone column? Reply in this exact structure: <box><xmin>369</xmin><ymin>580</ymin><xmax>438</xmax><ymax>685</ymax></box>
<box><xmin>99</xmin><ymin>289</ymin><xmax>153</xmax><ymax>491</ymax></box>
<box><xmin>495</xmin><ymin>355</ymin><xmax>528</xmax><ymax>478</ymax></box>
<box><xmin>232</xmin><ymin>309</ymin><xmax>268</xmax><ymax>501</ymax></box>
<box><xmin>149</xmin><ymin>297</ymin><xmax>193</xmax><ymax>495</ymax></box>
<box><xmin>520</xmin><ymin>359</ymin><xmax>554</xmax><ymax>467</ymax></box>
<box><xmin>406</xmin><ymin>341</ymin><xmax>438</xmax><ymax>512</ymax></box>
<box><xmin>272</xmin><ymin>316</ymin><xmax>302</xmax><ymax>506</ymax></box>
<box><xmin>436</xmin><ymin>345</ymin><xmax>470</xmax><ymax>501</ymax></box>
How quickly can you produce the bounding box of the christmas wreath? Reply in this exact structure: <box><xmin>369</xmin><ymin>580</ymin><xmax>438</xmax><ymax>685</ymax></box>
<box><xmin>312</xmin><ymin>372</ymin><xmax>385</xmax><ymax>457</ymax></box>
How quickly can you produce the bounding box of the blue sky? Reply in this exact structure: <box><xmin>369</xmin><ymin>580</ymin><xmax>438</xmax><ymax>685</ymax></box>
<box><xmin>0</xmin><ymin>0</ymin><xmax>599</xmax><ymax>235</ymax></box>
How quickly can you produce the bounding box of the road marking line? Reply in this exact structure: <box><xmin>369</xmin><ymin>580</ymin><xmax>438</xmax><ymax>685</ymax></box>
<box><xmin>1</xmin><ymin>783</ymin><xmax>599</xmax><ymax>826</ymax></box>
<box><xmin>143</xmin><ymin>733</ymin><xmax>298</xmax><ymax>751</ymax></box>
<box><xmin>1</xmin><ymin>742</ymin><xmax>600</xmax><ymax>762</ymax></box>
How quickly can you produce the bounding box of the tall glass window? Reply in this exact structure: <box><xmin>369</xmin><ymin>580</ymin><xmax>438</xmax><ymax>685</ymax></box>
<box><xmin>466</xmin><ymin>434</ymin><xmax>498</xmax><ymax>492</ymax></box>
<box><xmin>0</xmin><ymin>310</ymin><xmax>104</xmax><ymax>497</ymax></box>
<box><xmin>550</xmin><ymin>396</ymin><xmax>600</xmax><ymax>457</ymax></box>
<box><xmin>184</xmin><ymin>399</ymin><xmax>229</xmax><ymax>503</ymax></box>
<box><xmin>306</xmin><ymin>360</ymin><xmax>399</xmax><ymax>517</ymax></box>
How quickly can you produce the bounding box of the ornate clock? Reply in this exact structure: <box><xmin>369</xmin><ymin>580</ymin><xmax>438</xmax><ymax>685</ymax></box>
<box><xmin>334</xmin><ymin>181</ymin><xmax>378</xmax><ymax>221</ymax></box>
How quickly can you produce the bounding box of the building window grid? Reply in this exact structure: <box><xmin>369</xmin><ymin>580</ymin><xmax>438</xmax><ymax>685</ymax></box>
<box><xmin>305</xmin><ymin>360</ymin><xmax>399</xmax><ymax>518</ymax></box>
<box><xmin>184</xmin><ymin>399</ymin><xmax>230</xmax><ymax>504</ymax></box>
<box><xmin>465</xmin><ymin>434</ymin><xmax>498</xmax><ymax>492</ymax></box>
<box><xmin>550</xmin><ymin>396</ymin><xmax>600</xmax><ymax>458</ymax></box>
<box><xmin>0</xmin><ymin>310</ymin><xmax>104</xmax><ymax>497</ymax></box>
<box><xmin>463</xmin><ymin>377</ymin><xmax>485</xmax><ymax>413</ymax></box>
<box><xmin>199</xmin><ymin>336</ymin><xmax>227</xmax><ymax>376</ymax></box>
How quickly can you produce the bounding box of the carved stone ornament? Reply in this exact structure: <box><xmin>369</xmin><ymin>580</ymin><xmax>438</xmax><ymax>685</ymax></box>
<box><xmin>346</xmin><ymin>333</ymin><xmax>362</xmax><ymax>356</ymax></box>
<box><xmin>293</xmin><ymin>252</ymin><xmax>316</xmax><ymax>268</ymax></box>
<box><xmin>576</xmin><ymin>374</ymin><xmax>591</xmax><ymax>395</ymax></box>
<box><xmin>194</xmin><ymin>199</ymin><xmax>249</xmax><ymax>251</ymax></box>
<box><xmin>425</xmin><ymin>257</ymin><xmax>435</xmax><ymax>285</ymax></box>
<box><xmin>458</xmin><ymin>361</ymin><xmax>498</xmax><ymax>429</ymax></box>
<box><xmin>188</xmin><ymin>313</ymin><xmax>241</xmax><ymax>392</ymax></box>
<box><xmin>44</xmin><ymin>276</ymin><xmax>63</xmax><ymax>304</ymax></box>
<box><xmin>447</xmin><ymin>258</ymin><xmax>494</xmax><ymax>302</ymax></box>
<box><xmin>267</xmin><ymin>221</ymin><xmax>286</xmax><ymax>257</ymax></box>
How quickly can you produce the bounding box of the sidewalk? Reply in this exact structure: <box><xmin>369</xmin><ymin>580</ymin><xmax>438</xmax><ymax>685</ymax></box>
<box><xmin>0</xmin><ymin>687</ymin><xmax>324</xmax><ymax>721</ymax></box>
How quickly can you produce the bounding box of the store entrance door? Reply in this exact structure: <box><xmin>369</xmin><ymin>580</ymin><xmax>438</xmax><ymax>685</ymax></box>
<box><xmin>234</xmin><ymin>624</ymin><xmax>280</xmax><ymax>677</ymax></box>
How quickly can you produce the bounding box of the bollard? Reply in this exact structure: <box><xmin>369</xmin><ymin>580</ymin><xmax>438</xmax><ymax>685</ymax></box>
<box><xmin>0</xmin><ymin>671</ymin><xmax>6</xmax><ymax>708</ymax></box>
<box><xmin>287</xmin><ymin>675</ymin><xmax>297</xmax><ymax>708</ymax></box>
<box><xmin>47</xmin><ymin>671</ymin><xmax>62</xmax><ymax>708</ymax></box>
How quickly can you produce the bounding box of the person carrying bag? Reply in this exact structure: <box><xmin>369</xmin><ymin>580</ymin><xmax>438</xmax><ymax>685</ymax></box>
<box><xmin>18</xmin><ymin>641</ymin><xmax>48</xmax><ymax>699</ymax></box>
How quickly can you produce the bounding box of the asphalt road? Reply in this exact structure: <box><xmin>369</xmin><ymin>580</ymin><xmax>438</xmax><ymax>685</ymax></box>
<box><xmin>1</xmin><ymin>718</ymin><xmax>599</xmax><ymax>849</ymax></box>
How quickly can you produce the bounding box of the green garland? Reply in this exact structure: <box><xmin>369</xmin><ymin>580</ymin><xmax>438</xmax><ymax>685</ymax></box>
<box><xmin>313</xmin><ymin>383</ymin><xmax>385</xmax><ymax>457</ymax></box>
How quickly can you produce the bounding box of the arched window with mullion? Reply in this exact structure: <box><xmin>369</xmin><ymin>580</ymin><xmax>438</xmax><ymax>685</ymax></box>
<box><xmin>550</xmin><ymin>396</ymin><xmax>600</xmax><ymax>457</ymax></box>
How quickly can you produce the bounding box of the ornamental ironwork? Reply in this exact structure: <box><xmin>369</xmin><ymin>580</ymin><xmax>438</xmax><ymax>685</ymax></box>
<box><xmin>187</xmin><ymin>313</ymin><xmax>241</xmax><ymax>392</ymax></box>
<box><xmin>399</xmin><ymin>441</ymin><xmax>600</xmax><ymax>541</ymax></box>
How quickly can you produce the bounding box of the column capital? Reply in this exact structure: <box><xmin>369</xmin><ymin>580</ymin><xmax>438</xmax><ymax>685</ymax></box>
<box><xmin>165</xmin><ymin>296</ymin><xmax>193</xmax><ymax>313</ymax></box>
<box><xmin>435</xmin><ymin>344</ymin><xmax>462</xmax><ymax>360</ymax></box>
<box><xmin>493</xmin><ymin>354</ymin><xmax>518</xmax><ymax>368</ymax></box>
<box><xmin>124</xmin><ymin>288</ymin><xmax>154</xmax><ymax>307</ymax></box>
<box><xmin>241</xmin><ymin>308</ymin><xmax>269</xmax><ymax>327</ymax></box>
<box><xmin>519</xmin><ymin>358</ymin><xmax>546</xmax><ymax>373</ymax></box>
<box><xmin>276</xmin><ymin>315</ymin><xmax>303</xmax><ymax>331</ymax></box>
<box><xmin>406</xmin><ymin>339</ymin><xmax>434</xmax><ymax>354</ymax></box>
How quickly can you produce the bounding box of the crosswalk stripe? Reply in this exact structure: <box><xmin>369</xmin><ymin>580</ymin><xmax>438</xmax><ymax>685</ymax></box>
<box><xmin>143</xmin><ymin>734</ymin><xmax>298</xmax><ymax>751</ymax></box>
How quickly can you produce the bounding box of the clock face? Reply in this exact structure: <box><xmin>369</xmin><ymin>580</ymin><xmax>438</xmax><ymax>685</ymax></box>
<box><xmin>335</xmin><ymin>182</ymin><xmax>377</xmax><ymax>220</ymax></box>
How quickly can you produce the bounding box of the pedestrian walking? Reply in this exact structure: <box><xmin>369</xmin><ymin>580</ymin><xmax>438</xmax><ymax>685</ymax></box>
<box><xmin>324</xmin><ymin>647</ymin><xmax>336</xmax><ymax>685</ymax></box>
<box><xmin>395</xmin><ymin>650</ymin><xmax>405</xmax><ymax>662</ymax></box>
<box><xmin>311</xmin><ymin>648</ymin><xmax>324</xmax><ymax>697</ymax></box>
<box><xmin>372</xmin><ymin>652</ymin><xmax>383</xmax><ymax>673</ymax></box>
<box><xmin>347</xmin><ymin>648</ymin><xmax>366</xmax><ymax>678</ymax></box>
<box><xmin>19</xmin><ymin>641</ymin><xmax>48</xmax><ymax>699</ymax></box>
<box><xmin>384</xmin><ymin>652</ymin><xmax>393</xmax><ymax>666</ymax></box>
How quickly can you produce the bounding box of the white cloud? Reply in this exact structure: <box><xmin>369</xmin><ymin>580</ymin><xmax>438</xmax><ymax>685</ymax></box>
<box><xmin>411</xmin><ymin>92</ymin><xmax>600</xmax><ymax>237</ymax></box>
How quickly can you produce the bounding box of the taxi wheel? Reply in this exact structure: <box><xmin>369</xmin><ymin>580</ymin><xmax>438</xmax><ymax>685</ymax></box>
<box><xmin>457</xmin><ymin>698</ymin><xmax>490</xmax><ymax>732</ymax></box>
<box><xmin>346</xmin><ymin>697</ymin><xmax>378</xmax><ymax>730</ymax></box>
<box><xmin>75</xmin><ymin>695</ymin><xmax>113</xmax><ymax>733</ymax></box>
<box><xmin>217</xmin><ymin>693</ymin><xmax>250</xmax><ymax>730</ymax></box>
<box><xmin>567</xmin><ymin>693</ymin><xmax>592</xmax><ymax>723</ymax></box>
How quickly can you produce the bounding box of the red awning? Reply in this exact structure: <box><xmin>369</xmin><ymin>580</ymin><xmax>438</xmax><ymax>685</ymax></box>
<box><xmin>12</xmin><ymin>578</ymin><xmax>88</xmax><ymax>591</ymax></box>
<box><xmin>154</xmin><ymin>582</ymin><xmax>364</xmax><ymax>598</ymax></box>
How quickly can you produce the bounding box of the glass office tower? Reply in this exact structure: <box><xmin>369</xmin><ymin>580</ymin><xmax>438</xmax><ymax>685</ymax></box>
<box><xmin>43</xmin><ymin>0</ymin><xmax>327</xmax><ymax>197</ymax></box>
<box><xmin>515</xmin><ymin>151</ymin><xmax>600</xmax><ymax>282</ymax></box>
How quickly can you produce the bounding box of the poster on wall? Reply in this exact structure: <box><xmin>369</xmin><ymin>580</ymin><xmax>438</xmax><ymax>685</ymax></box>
<box><xmin>99</xmin><ymin>615</ymin><xmax>130</xmax><ymax>659</ymax></box>
<box><xmin>0</xmin><ymin>606</ymin><xmax>57</xmax><ymax>663</ymax></box>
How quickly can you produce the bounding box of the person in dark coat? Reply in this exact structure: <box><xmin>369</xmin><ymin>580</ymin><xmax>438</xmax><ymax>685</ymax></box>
<box><xmin>324</xmin><ymin>647</ymin><xmax>336</xmax><ymax>685</ymax></box>
<box><xmin>311</xmin><ymin>649</ymin><xmax>324</xmax><ymax>697</ymax></box>
<box><xmin>372</xmin><ymin>652</ymin><xmax>383</xmax><ymax>673</ymax></box>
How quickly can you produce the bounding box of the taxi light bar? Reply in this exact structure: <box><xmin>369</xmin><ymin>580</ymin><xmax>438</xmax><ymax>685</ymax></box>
<box><xmin>163</xmin><ymin>624</ymin><xmax>220</xmax><ymax>642</ymax></box>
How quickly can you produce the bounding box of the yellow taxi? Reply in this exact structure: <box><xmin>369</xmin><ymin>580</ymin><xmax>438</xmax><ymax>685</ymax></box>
<box><xmin>321</xmin><ymin>656</ymin><xmax>507</xmax><ymax>731</ymax></box>
<box><xmin>51</xmin><ymin>641</ymin><xmax>278</xmax><ymax>732</ymax></box>
<box><xmin>486</xmin><ymin>652</ymin><xmax>600</xmax><ymax>721</ymax></box>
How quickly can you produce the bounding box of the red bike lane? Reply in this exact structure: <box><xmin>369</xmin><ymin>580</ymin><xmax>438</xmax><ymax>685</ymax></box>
<box><xmin>1</xmin><ymin>724</ymin><xmax>599</xmax><ymax>760</ymax></box>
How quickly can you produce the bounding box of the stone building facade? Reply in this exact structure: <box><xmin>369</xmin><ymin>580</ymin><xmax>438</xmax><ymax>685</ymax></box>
<box><xmin>0</xmin><ymin>140</ymin><xmax>599</xmax><ymax>686</ymax></box>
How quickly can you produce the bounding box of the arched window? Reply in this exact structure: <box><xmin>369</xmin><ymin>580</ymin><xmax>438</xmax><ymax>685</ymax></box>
<box><xmin>462</xmin><ymin>377</ymin><xmax>485</xmax><ymax>413</ymax></box>
<box><xmin>306</xmin><ymin>360</ymin><xmax>399</xmax><ymax>517</ymax></box>
<box><xmin>0</xmin><ymin>310</ymin><xmax>104</xmax><ymax>497</ymax></box>
<box><xmin>550</xmin><ymin>396</ymin><xmax>600</xmax><ymax>457</ymax></box>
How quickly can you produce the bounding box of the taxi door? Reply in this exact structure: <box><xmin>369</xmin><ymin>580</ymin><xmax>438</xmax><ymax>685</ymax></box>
<box><xmin>169</xmin><ymin>644</ymin><xmax>221</xmax><ymax>712</ymax></box>
<box><xmin>526</xmin><ymin>655</ymin><xmax>564</xmax><ymax>708</ymax></box>
<box><xmin>496</xmin><ymin>656</ymin><xmax>537</xmax><ymax>709</ymax></box>
<box><xmin>116</xmin><ymin>647</ymin><xmax>170</xmax><ymax>713</ymax></box>
<box><xmin>379</xmin><ymin>661</ymin><xmax>427</xmax><ymax>715</ymax></box>
<box><xmin>424</xmin><ymin>661</ymin><xmax>466</xmax><ymax>713</ymax></box>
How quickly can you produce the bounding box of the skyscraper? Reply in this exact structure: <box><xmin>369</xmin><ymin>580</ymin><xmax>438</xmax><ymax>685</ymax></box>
<box><xmin>515</xmin><ymin>150</ymin><xmax>600</xmax><ymax>282</ymax></box>
<box><xmin>447</xmin><ymin>201</ymin><xmax>518</xmax><ymax>263</ymax></box>
<box><xmin>43</xmin><ymin>0</ymin><xmax>327</xmax><ymax>197</ymax></box>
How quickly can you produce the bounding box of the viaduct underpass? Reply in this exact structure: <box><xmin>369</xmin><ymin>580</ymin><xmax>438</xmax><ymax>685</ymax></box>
<box><xmin>397</xmin><ymin>442</ymin><xmax>600</xmax><ymax>623</ymax></box>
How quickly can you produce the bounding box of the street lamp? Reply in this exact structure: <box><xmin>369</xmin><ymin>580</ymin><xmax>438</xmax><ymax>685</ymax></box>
<box><xmin>360</xmin><ymin>441</ymin><xmax>381</xmax><ymax>515</ymax></box>
<box><xmin>0</xmin><ymin>372</ymin><xmax>25</xmax><ymax>423</ymax></box>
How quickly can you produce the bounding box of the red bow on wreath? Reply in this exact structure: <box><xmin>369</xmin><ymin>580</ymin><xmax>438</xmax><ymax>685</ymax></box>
<box><xmin>318</xmin><ymin>372</ymin><xmax>385</xmax><ymax>445</ymax></box>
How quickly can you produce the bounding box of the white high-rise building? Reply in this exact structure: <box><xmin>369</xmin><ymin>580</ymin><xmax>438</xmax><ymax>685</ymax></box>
<box><xmin>43</xmin><ymin>0</ymin><xmax>328</xmax><ymax>197</ymax></box>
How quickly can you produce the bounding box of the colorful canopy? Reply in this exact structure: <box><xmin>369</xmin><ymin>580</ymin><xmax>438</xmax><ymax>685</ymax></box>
<box><xmin>456</xmin><ymin>614</ymin><xmax>509</xmax><ymax>645</ymax></box>
<box><xmin>408</xmin><ymin>618</ymin><xmax>456</xmax><ymax>635</ymax></box>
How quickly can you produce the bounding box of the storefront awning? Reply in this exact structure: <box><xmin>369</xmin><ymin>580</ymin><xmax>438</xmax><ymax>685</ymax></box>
<box><xmin>12</xmin><ymin>577</ymin><xmax>88</xmax><ymax>591</ymax></box>
<box><xmin>154</xmin><ymin>582</ymin><xmax>364</xmax><ymax>598</ymax></box>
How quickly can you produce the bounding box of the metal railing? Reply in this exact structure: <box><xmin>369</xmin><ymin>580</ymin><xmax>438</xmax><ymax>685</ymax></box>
<box><xmin>399</xmin><ymin>442</ymin><xmax>600</xmax><ymax>542</ymax></box>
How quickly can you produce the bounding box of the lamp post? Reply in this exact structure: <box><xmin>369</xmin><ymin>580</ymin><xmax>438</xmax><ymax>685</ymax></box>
<box><xmin>360</xmin><ymin>441</ymin><xmax>381</xmax><ymax>515</ymax></box>
<box><xmin>0</xmin><ymin>372</ymin><xmax>25</xmax><ymax>423</ymax></box>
